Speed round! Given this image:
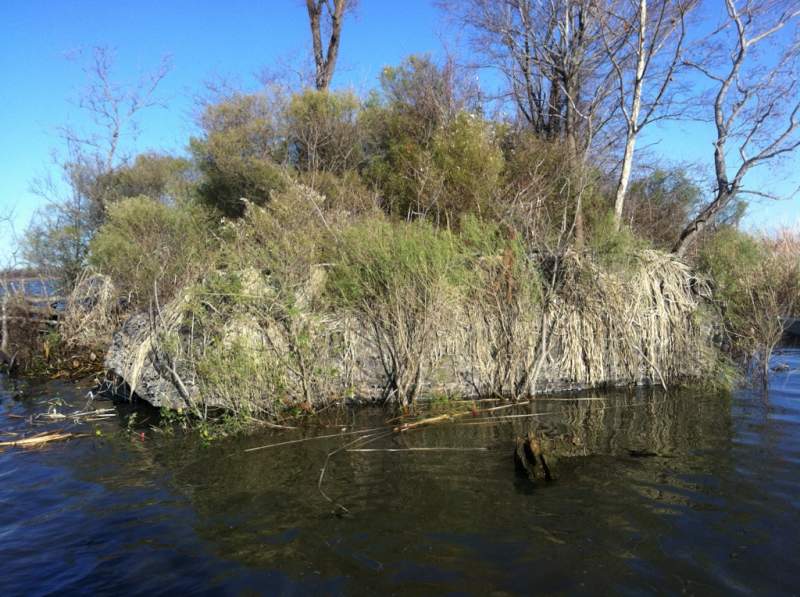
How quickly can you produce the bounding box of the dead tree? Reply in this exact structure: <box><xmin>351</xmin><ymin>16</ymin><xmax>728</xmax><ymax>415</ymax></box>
<box><xmin>599</xmin><ymin>0</ymin><xmax>695</xmax><ymax>230</ymax></box>
<box><xmin>442</xmin><ymin>0</ymin><xmax>622</xmax><ymax>244</ymax></box>
<box><xmin>305</xmin><ymin>0</ymin><xmax>354</xmax><ymax>91</ymax></box>
<box><xmin>674</xmin><ymin>0</ymin><xmax>800</xmax><ymax>256</ymax></box>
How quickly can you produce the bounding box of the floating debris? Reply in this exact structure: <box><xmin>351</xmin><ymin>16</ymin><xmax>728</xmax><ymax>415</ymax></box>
<box><xmin>0</xmin><ymin>430</ymin><xmax>89</xmax><ymax>448</ymax></box>
<box><xmin>37</xmin><ymin>407</ymin><xmax>116</xmax><ymax>424</ymax></box>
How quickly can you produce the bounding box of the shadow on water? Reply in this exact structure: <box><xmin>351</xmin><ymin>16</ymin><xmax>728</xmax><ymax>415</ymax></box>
<box><xmin>1</xmin><ymin>350</ymin><xmax>799</xmax><ymax>595</ymax></box>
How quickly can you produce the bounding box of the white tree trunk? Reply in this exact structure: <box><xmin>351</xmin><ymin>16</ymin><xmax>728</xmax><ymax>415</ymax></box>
<box><xmin>1</xmin><ymin>293</ymin><xmax>8</xmax><ymax>354</ymax></box>
<box><xmin>613</xmin><ymin>0</ymin><xmax>648</xmax><ymax>230</ymax></box>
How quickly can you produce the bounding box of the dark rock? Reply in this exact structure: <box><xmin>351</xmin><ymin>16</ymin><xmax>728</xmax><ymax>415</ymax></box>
<box><xmin>104</xmin><ymin>314</ymin><xmax>201</xmax><ymax>410</ymax></box>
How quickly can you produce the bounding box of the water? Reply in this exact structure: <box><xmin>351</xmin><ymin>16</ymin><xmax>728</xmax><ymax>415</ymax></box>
<box><xmin>1</xmin><ymin>350</ymin><xmax>799</xmax><ymax>596</ymax></box>
<box><xmin>0</xmin><ymin>279</ymin><xmax>58</xmax><ymax>297</ymax></box>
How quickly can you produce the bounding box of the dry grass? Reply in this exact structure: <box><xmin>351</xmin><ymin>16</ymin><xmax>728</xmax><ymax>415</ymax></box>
<box><xmin>126</xmin><ymin>242</ymin><xmax>719</xmax><ymax>419</ymax></box>
<box><xmin>59</xmin><ymin>270</ymin><xmax>121</xmax><ymax>350</ymax></box>
<box><xmin>460</xmin><ymin>248</ymin><xmax>717</xmax><ymax>396</ymax></box>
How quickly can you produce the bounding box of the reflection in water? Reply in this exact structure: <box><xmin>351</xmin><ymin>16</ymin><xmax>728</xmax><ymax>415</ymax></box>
<box><xmin>1</xmin><ymin>351</ymin><xmax>799</xmax><ymax>595</ymax></box>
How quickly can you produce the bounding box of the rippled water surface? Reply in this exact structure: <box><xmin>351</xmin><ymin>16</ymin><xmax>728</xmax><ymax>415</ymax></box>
<box><xmin>1</xmin><ymin>350</ymin><xmax>799</xmax><ymax>595</ymax></box>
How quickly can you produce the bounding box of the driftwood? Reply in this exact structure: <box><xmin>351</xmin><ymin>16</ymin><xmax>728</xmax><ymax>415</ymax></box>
<box><xmin>0</xmin><ymin>431</ymin><xmax>88</xmax><ymax>448</ymax></box>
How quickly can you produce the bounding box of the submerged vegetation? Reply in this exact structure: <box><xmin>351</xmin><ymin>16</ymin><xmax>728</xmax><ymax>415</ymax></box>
<box><xmin>3</xmin><ymin>2</ymin><xmax>799</xmax><ymax>431</ymax></box>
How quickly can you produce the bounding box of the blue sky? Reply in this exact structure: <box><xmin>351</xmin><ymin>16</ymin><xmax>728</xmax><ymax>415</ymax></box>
<box><xmin>1</xmin><ymin>0</ymin><xmax>797</xmax><ymax>261</ymax></box>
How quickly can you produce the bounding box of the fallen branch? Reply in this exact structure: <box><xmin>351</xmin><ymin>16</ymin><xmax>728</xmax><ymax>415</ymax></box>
<box><xmin>393</xmin><ymin>413</ymin><xmax>453</xmax><ymax>432</ymax></box>
<box><xmin>0</xmin><ymin>431</ymin><xmax>88</xmax><ymax>448</ymax></box>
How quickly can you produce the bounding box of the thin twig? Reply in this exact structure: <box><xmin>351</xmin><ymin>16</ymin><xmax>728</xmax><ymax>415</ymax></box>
<box><xmin>347</xmin><ymin>447</ymin><xmax>490</xmax><ymax>452</ymax></box>
<box><xmin>243</xmin><ymin>425</ymin><xmax>389</xmax><ymax>453</ymax></box>
<box><xmin>318</xmin><ymin>430</ymin><xmax>394</xmax><ymax>512</ymax></box>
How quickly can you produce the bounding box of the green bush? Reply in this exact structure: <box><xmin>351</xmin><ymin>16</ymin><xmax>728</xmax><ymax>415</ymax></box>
<box><xmin>363</xmin><ymin>108</ymin><xmax>503</xmax><ymax>223</ymax></box>
<box><xmin>697</xmin><ymin>227</ymin><xmax>800</xmax><ymax>377</ymax></box>
<box><xmin>589</xmin><ymin>211</ymin><xmax>651</xmax><ymax>271</ymax></box>
<box><xmin>459</xmin><ymin>215</ymin><xmax>542</xmax><ymax>300</ymax></box>
<box><xmin>191</xmin><ymin>93</ymin><xmax>289</xmax><ymax>217</ymax></box>
<box><xmin>623</xmin><ymin>168</ymin><xmax>703</xmax><ymax>250</ymax></box>
<box><xmin>224</xmin><ymin>185</ymin><xmax>334</xmax><ymax>296</ymax></box>
<box><xmin>696</xmin><ymin>227</ymin><xmax>764</xmax><ymax>302</ymax></box>
<box><xmin>326</xmin><ymin>218</ymin><xmax>474</xmax><ymax>404</ymax></box>
<box><xmin>95</xmin><ymin>153</ymin><xmax>194</xmax><ymax>206</ymax></box>
<box><xmin>326</xmin><ymin>219</ymin><xmax>472</xmax><ymax>306</ymax></box>
<box><xmin>89</xmin><ymin>196</ymin><xmax>213</xmax><ymax>307</ymax></box>
<box><xmin>296</xmin><ymin>169</ymin><xmax>378</xmax><ymax>216</ymax></box>
<box><xmin>429</xmin><ymin>113</ymin><xmax>504</xmax><ymax>223</ymax></box>
<box><xmin>498</xmin><ymin>130</ymin><xmax>604</xmax><ymax>242</ymax></box>
<box><xmin>286</xmin><ymin>89</ymin><xmax>363</xmax><ymax>174</ymax></box>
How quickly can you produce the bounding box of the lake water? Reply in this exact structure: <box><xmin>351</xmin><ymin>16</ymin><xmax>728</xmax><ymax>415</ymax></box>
<box><xmin>0</xmin><ymin>279</ymin><xmax>58</xmax><ymax>297</ymax></box>
<box><xmin>1</xmin><ymin>349</ymin><xmax>799</xmax><ymax>595</ymax></box>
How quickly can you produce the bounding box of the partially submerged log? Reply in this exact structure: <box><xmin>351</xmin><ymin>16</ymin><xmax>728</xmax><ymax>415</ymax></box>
<box><xmin>514</xmin><ymin>434</ymin><xmax>554</xmax><ymax>482</ymax></box>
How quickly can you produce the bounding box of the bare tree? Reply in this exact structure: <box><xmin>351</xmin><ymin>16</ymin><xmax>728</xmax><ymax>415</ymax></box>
<box><xmin>0</xmin><ymin>210</ymin><xmax>18</xmax><ymax>272</ymax></box>
<box><xmin>61</xmin><ymin>46</ymin><xmax>172</xmax><ymax>215</ymax></box>
<box><xmin>443</xmin><ymin>1</ymin><xmax>619</xmax><ymax>156</ymax></box>
<box><xmin>674</xmin><ymin>0</ymin><xmax>800</xmax><ymax>256</ymax></box>
<box><xmin>24</xmin><ymin>47</ymin><xmax>171</xmax><ymax>286</ymax></box>
<box><xmin>599</xmin><ymin>0</ymin><xmax>694</xmax><ymax>230</ymax></box>
<box><xmin>442</xmin><ymin>0</ymin><xmax>625</xmax><ymax>245</ymax></box>
<box><xmin>305</xmin><ymin>0</ymin><xmax>355</xmax><ymax>91</ymax></box>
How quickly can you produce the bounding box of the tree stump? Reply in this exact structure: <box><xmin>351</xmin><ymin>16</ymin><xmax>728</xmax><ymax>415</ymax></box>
<box><xmin>514</xmin><ymin>434</ymin><xmax>554</xmax><ymax>482</ymax></box>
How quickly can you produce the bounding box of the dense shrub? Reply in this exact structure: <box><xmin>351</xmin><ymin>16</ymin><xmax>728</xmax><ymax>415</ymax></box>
<box><xmin>363</xmin><ymin>108</ymin><xmax>504</xmax><ymax>223</ymax></box>
<box><xmin>191</xmin><ymin>93</ymin><xmax>288</xmax><ymax>217</ymax></box>
<box><xmin>623</xmin><ymin>169</ymin><xmax>702</xmax><ymax>250</ymax></box>
<box><xmin>297</xmin><ymin>170</ymin><xmax>378</xmax><ymax>216</ymax></box>
<box><xmin>326</xmin><ymin>219</ymin><xmax>474</xmax><ymax>403</ymax></box>
<box><xmin>326</xmin><ymin>219</ymin><xmax>471</xmax><ymax>306</ymax></box>
<box><xmin>697</xmin><ymin>227</ymin><xmax>800</xmax><ymax>378</ymax></box>
<box><xmin>89</xmin><ymin>196</ymin><xmax>213</xmax><ymax>307</ymax></box>
<box><xmin>95</xmin><ymin>153</ymin><xmax>194</xmax><ymax>206</ymax></box>
<box><xmin>429</xmin><ymin>113</ymin><xmax>504</xmax><ymax>223</ymax></box>
<box><xmin>497</xmin><ymin>130</ymin><xmax>604</xmax><ymax>242</ymax></box>
<box><xmin>286</xmin><ymin>89</ymin><xmax>363</xmax><ymax>174</ymax></box>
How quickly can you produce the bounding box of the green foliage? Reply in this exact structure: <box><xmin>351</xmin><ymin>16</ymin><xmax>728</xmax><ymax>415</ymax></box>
<box><xmin>363</xmin><ymin>107</ymin><xmax>503</xmax><ymax>222</ymax></box>
<box><xmin>286</xmin><ymin>89</ymin><xmax>363</xmax><ymax>173</ymax></box>
<box><xmin>191</xmin><ymin>93</ymin><xmax>288</xmax><ymax>217</ymax></box>
<box><xmin>326</xmin><ymin>219</ymin><xmax>472</xmax><ymax>307</ymax></box>
<box><xmin>624</xmin><ymin>169</ymin><xmax>703</xmax><ymax>249</ymax></box>
<box><xmin>430</xmin><ymin>113</ymin><xmax>504</xmax><ymax>222</ymax></box>
<box><xmin>697</xmin><ymin>227</ymin><xmax>800</xmax><ymax>374</ymax></box>
<box><xmin>378</xmin><ymin>55</ymin><xmax>476</xmax><ymax>132</ymax></box>
<box><xmin>459</xmin><ymin>215</ymin><xmax>542</xmax><ymax>303</ymax></box>
<box><xmin>195</xmin><ymin>336</ymin><xmax>286</xmax><ymax>415</ymax></box>
<box><xmin>361</xmin><ymin>56</ymin><xmax>496</xmax><ymax>223</ymax></box>
<box><xmin>227</xmin><ymin>185</ymin><xmax>332</xmax><ymax>293</ymax></box>
<box><xmin>696</xmin><ymin>228</ymin><xmax>764</xmax><ymax>300</ymax></box>
<box><xmin>589</xmin><ymin>211</ymin><xmax>651</xmax><ymax>270</ymax></box>
<box><xmin>497</xmin><ymin>130</ymin><xmax>602</xmax><ymax>241</ymax></box>
<box><xmin>97</xmin><ymin>153</ymin><xmax>194</xmax><ymax>206</ymax></box>
<box><xmin>296</xmin><ymin>169</ymin><xmax>377</xmax><ymax>215</ymax></box>
<box><xmin>89</xmin><ymin>196</ymin><xmax>213</xmax><ymax>307</ymax></box>
<box><xmin>23</xmin><ymin>206</ymin><xmax>93</xmax><ymax>289</ymax></box>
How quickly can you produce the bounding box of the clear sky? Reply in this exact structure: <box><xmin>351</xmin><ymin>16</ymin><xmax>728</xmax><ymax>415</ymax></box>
<box><xmin>1</xmin><ymin>0</ymin><xmax>797</xmax><ymax>262</ymax></box>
